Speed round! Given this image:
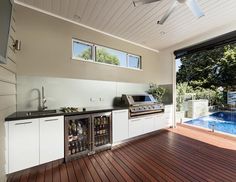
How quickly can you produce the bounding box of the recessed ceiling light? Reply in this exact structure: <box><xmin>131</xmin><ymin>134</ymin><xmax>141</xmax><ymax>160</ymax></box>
<box><xmin>73</xmin><ymin>15</ymin><xmax>81</xmax><ymax>20</ymax></box>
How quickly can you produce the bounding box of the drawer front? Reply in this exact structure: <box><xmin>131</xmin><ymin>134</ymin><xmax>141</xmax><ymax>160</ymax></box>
<box><xmin>155</xmin><ymin>114</ymin><xmax>165</xmax><ymax>130</ymax></box>
<box><xmin>165</xmin><ymin>105</ymin><xmax>173</xmax><ymax>113</ymax></box>
<box><xmin>129</xmin><ymin>118</ymin><xmax>143</xmax><ymax>138</ymax></box>
<box><xmin>143</xmin><ymin>116</ymin><xmax>155</xmax><ymax>134</ymax></box>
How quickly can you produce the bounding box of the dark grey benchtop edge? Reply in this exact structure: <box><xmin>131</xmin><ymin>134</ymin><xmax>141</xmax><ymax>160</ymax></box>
<box><xmin>5</xmin><ymin>107</ymin><xmax>128</xmax><ymax>122</ymax></box>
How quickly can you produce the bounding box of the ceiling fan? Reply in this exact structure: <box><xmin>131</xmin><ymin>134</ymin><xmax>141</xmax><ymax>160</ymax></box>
<box><xmin>133</xmin><ymin>0</ymin><xmax>205</xmax><ymax>25</ymax></box>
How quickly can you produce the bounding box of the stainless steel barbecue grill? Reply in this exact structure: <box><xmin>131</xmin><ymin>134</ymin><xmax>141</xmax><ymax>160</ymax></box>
<box><xmin>121</xmin><ymin>94</ymin><xmax>164</xmax><ymax>118</ymax></box>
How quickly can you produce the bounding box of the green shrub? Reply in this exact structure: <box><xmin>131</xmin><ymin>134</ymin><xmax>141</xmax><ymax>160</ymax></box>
<box><xmin>147</xmin><ymin>83</ymin><xmax>167</xmax><ymax>103</ymax></box>
<box><xmin>176</xmin><ymin>82</ymin><xmax>224</xmax><ymax>111</ymax></box>
<box><xmin>176</xmin><ymin>83</ymin><xmax>193</xmax><ymax>111</ymax></box>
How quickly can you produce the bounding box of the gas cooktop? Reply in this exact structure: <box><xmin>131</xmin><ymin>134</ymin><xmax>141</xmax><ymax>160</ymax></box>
<box><xmin>60</xmin><ymin>107</ymin><xmax>81</xmax><ymax>113</ymax></box>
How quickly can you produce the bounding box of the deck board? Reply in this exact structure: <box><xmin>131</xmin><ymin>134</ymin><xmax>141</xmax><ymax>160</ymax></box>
<box><xmin>52</xmin><ymin>161</ymin><xmax>60</xmax><ymax>182</ymax></box>
<box><xmin>7</xmin><ymin>126</ymin><xmax>236</xmax><ymax>182</ymax></box>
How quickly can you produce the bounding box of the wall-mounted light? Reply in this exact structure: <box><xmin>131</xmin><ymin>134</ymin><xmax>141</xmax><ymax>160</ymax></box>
<box><xmin>13</xmin><ymin>40</ymin><xmax>21</xmax><ymax>51</ymax></box>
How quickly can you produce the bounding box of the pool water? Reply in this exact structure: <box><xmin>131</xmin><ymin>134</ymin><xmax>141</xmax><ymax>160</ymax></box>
<box><xmin>185</xmin><ymin>112</ymin><xmax>236</xmax><ymax>135</ymax></box>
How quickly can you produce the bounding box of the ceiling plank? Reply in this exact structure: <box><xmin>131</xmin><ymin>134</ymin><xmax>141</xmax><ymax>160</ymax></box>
<box><xmin>67</xmin><ymin>0</ymin><xmax>79</xmax><ymax>20</ymax></box>
<box><xmin>16</xmin><ymin>0</ymin><xmax>236</xmax><ymax>50</ymax></box>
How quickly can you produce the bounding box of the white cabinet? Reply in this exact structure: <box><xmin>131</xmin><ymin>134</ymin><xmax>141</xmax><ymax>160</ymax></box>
<box><xmin>143</xmin><ymin>116</ymin><xmax>155</xmax><ymax>134</ymax></box>
<box><xmin>129</xmin><ymin>118</ymin><xmax>143</xmax><ymax>138</ymax></box>
<box><xmin>8</xmin><ymin>119</ymin><xmax>39</xmax><ymax>174</ymax></box>
<box><xmin>154</xmin><ymin>113</ymin><xmax>164</xmax><ymax>130</ymax></box>
<box><xmin>127</xmin><ymin>105</ymin><xmax>174</xmax><ymax>140</ymax></box>
<box><xmin>129</xmin><ymin>115</ymin><xmax>156</xmax><ymax>138</ymax></box>
<box><xmin>7</xmin><ymin>116</ymin><xmax>64</xmax><ymax>174</ymax></box>
<box><xmin>154</xmin><ymin>105</ymin><xmax>174</xmax><ymax>130</ymax></box>
<box><xmin>164</xmin><ymin>105</ymin><xmax>173</xmax><ymax>127</ymax></box>
<box><xmin>39</xmin><ymin>116</ymin><xmax>64</xmax><ymax>164</ymax></box>
<box><xmin>112</xmin><ymin>110</ymin><xmax>129</xmax><ymax>143</ymax></box>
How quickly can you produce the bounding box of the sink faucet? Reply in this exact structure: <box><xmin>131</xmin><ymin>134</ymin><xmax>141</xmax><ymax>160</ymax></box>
<box><xmin>41</xmin><ymin>86</ymin><xmax>48</xmax><ymax>111</ymax></box>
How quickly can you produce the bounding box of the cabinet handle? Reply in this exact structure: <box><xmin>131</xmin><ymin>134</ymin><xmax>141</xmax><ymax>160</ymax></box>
<box><xmin>44</xmin><ymin>119</ymin><xmax>59</xmax><ymax>122</ymax></box>
<box><xmin>15</xmin><ymin>122</ymin><xmax>32</xmax><ymax>125</ymax></box>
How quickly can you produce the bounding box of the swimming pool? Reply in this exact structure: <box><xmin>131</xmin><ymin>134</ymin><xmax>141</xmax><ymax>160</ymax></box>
<box><xmin>185</xmin><ymin>112</ymin><xmax>236</xmax><ymax>135</ymax></box>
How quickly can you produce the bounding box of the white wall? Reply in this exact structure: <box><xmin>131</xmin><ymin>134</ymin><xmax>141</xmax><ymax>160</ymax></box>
<box><xmin>15</xmin><ymin>4</ymin><xmax>174</xmax><ymax>112</ymax></box>
<box><xmin>16</xmin><ymin>5</ymin><xmax>165</xmax><ymax>84</ymax></box>
<box><xmin>17</xmin><ymin>76</ymin><xmax>150</xmax><ymax>111</ymax></box>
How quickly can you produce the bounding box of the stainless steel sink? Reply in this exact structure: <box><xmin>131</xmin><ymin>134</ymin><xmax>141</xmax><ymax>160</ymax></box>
<box><xmin>26</xmin><ymin>110</ymin><xmax>57</xmax><ymax>116</ymax></box>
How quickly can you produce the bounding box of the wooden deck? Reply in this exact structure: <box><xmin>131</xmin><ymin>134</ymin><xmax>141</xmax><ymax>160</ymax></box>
<box><xmin>8</xmin><ymin>126</ymin><xmax>236</xmax><ymax>182</ymax></box>
<box><xmin>173</xmin><ymin>124</ymin><xmax>236</xmax><ymax>150</ymax></box>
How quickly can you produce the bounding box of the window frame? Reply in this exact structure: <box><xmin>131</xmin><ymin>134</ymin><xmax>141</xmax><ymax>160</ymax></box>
<box><xmin>127</xmin><ymin>54</ymin><xmax>142</xmax><ymax>70</ymax></box>
<box><xmin>72</xmin><ymin>39</ymin><xmax>94</xmax><ymax>62</ymax></box>
<box><xmin>72</xmin><ymin>39</ymin><xmax>142</xmax><ymax>70</ymax></box>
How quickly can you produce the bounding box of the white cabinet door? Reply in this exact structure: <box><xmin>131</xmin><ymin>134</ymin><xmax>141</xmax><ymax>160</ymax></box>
<box><xmin>129</xmin><ymin>118</ymin><xmax>143</xmax><ymax>138</ymax></box>
<box><xmin>112</xmin><ymin>110</ymin><xmax>129</xmax><ymax>143</ymax></box>
<box><xmin>143</xmin><ymin>116</ymin><xmax>155</xmax><ymax>134</ymax></box>
<box><xmin>39</xmin><ymin>116</ymin><xmax>64</xmax><ymax>164</ymax></box>
<box><xmin>154</xmin><ymin>114</ymin><xmax>165</xmax><ymax>130</ymax></box>
<box><xmin>164</xmin><ymin>105</ymin><xmax>173</xmax><ymax>127</ymax></box>
<box><xmin>163</xmin><ymin>113</ymin><xmax>172</xmax><ymax>127</ymax></box>
<box><xmin>8</xmin><ymin>119</ymin><xmax>39</xmax><ymax>173</ymax></box>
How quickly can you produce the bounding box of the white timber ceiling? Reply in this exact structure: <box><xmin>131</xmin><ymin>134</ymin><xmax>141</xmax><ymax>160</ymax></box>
<box><xmin>15</xmin><ymin>0</ymin><xmax>236</xmax><ymax>51</ymax></box>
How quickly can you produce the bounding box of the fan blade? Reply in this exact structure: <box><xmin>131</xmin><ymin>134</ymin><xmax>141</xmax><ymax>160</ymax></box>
<box><xmin>133</xmin><ymin>0</ymin><xmax>161</xmax><ymax>7</ymax></box>
<box><xmin>157</xmin><ymin>1</ymin><xmax>178</xmax><ymax>25</ymax></box>
<box><xmin>185</xmin><ymin>0</ymin><xmax>204</xmax><ymax>18</ymax></box>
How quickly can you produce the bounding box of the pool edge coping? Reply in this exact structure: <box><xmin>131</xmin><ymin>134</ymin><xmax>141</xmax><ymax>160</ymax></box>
<box><xmin>181</xmin><ymin>122</ymin><xmax>236</xmax><ymax>140</ymax></box>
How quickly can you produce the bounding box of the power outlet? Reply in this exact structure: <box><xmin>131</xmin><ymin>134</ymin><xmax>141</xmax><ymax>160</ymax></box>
<box><xmin>90</xmin><ymin>98</ymin><xmax>97</xmax><ymax>102</ymax></box>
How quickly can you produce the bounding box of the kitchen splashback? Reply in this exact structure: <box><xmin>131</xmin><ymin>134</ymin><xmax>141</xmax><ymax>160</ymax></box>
<box><xmin>17</xmin><ymin>76</ymin><xmax>151</xmax><ymax>111</ymax></box>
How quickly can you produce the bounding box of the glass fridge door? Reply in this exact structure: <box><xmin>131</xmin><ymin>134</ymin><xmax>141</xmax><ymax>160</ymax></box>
<box><xmin>92</xmin><ymin>112</ymin><xmax>112</xmax><ymax>150</ymax></box>
<box><xmin>65</xmin><ymin>115</ymin><xmax>91</xmax><ymax>161</ymax></box>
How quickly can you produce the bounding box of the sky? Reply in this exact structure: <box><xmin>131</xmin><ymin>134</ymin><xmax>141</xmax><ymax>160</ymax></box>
<box><xmin>176</xmin><ymin>58</ymin><xmax>182</xmax><ymax>72</ymax></box>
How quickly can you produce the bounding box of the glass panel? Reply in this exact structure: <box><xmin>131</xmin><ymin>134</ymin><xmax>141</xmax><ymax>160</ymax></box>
<box><xmin>96</xmin><ymin>46</ymin><xmax>127</xmax><ymax>67</ymax></box>
<box><xmin>94</xmin><ymin>116</ymin><xmax>110</xmax><ymax>147</ymax></box>
<box><xmin>128</xmin><ymin>55</ymin><xmax>140</xmax><ymax>69</ymax></box>
<box><xmin>67</xmin><ymin>118</ymin><xmax>89</xmax><ymax>155</ymax></box>
<box><xmin>73</xmin><ymin>41</ymin><xmax>92</xmax><ymax>60</ymax></box>
<box><xmin>132</xmin><ymin>96</ymin><xmax>151</xmax><ymax>102</ymax></box>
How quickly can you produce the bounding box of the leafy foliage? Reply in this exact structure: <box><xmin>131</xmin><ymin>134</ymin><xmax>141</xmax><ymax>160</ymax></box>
<box><xmin>176</xmin><ymin>83</ymin><xmax>193</xmax><ymax>111</ymax></box>
<box><xmin>79</xmin><ymin>48</ymin><xmax>91</xmax><ymax>60</ymax></box>
<box><xmin>177</xmin><ymin>44</ymin><xmax>236</xmax><ymax>90</ymax></box>
<box><xmin>194</xmin><ymin>87</ymin><xmax>224</xmax><ymax>106</ymax></box>
<box><xmin>147</xmin><ymin>83</ymin><xmax>167</xmax><ymax>103</ymax></box>
<box><xmin>79</xmin><ymin>48</ymin><xmax>120</xmax><ymax>65</ymax></box>
<box><xmin>96</xmin><ymin>48</ymin><xmax>119</xmax><ymax>65</ymax></box>
<box><xmin>176</xmin><ymin>82</ymin><xmax>224</xmax><ymax>111</ymax></box>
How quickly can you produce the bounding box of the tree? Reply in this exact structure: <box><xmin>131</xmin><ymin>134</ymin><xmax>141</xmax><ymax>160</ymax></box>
<box><xmin>212</xmin><ymin>45</ymin><xmax>236</xmax><ymax>89</ymax></box>
<box><xmin>79</xmin><ymin>49</ymin><xmax>91</xmax><ymax>60</ymax></box>
<box><xmin>79</xmin><ymin>48</ymin><xmax>120</xmax><ymax>65</ymax></box>
<box><xmin>96</xmin><ymin>48</ymin><xmax>119</xmax><ymax>65</ymax></box>
<box><xmin>177</xmin><ymin>44</ymin><xmax>236</xmax><ymax>90</ymax></box>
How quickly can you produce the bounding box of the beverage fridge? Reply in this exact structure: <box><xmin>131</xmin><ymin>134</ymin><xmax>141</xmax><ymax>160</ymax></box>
<box><xmin>64</xmin><ymin>112</ymin><xmax>112</xmax><ymax>162</ymax></box>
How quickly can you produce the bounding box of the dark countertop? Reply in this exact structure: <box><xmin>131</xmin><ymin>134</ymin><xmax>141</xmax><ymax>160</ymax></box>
<box><xmin>5</xmin><ymin>106</ymin><xmax>128</xmax><ymax>121</ymax></box>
